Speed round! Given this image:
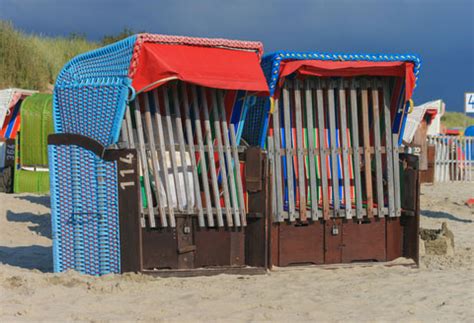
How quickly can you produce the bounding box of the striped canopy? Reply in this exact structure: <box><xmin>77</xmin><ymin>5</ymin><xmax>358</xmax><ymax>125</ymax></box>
<box><xmin>0</xmin><ymin>88</ymin><xmax>37</xmax><ymax>139</ymax></box>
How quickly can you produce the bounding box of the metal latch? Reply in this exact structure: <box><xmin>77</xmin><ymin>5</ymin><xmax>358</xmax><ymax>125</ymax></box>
<box><xmin>178</xmin><ymin>245</ymin><xmax>196</xmax><ymax>254</ymax></box>
<box><xmin>331</xmin><ymin>224</ymin><xmax>339</xmax><ymax>236</ymax></box>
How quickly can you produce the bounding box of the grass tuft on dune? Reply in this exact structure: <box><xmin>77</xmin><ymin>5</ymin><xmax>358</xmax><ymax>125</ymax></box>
<box><xmin>0</xmin><ymin>21</ymin><xmax>98</xmax><ymax>91</ymax></box>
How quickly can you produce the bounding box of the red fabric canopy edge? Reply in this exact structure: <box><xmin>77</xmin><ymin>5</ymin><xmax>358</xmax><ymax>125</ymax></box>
<box><xmin>278</xmin><ymin>60</ymin><xmax>416</xmax><ymax>100</ymax></box>
<box><xmin>131</xmin><ymin>42</ymin><xmax>269</xmax><ymax>95</ymax></box>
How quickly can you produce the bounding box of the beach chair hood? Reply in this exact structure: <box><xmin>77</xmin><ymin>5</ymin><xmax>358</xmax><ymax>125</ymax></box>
<box><xmin>130</xmin><ymin>34</ymin><xmax>269</xmax><ymax>95</ymax></box>
<box><xmin>262</xmin><ymin>52</ymin><xmax>420</xmax><ymax>99</ymax></box>
<box><xmin>54</xmin><ymin>33</ymin><xmax>268</xmax><ymax>146</ymax></box>
<box><xmin>0</xmin><ymin>88</ymin><xmax>37</xmax><ymax>139</ymax></box>
<box><xmin>242</xmin><ymin>51</ymin><xmax>421</xmax><ymax>147</ymax></box>
<box><xmin>403</xmin><ymin>99</ymin><xmax>444</xmax><ymax>144</ymax></box>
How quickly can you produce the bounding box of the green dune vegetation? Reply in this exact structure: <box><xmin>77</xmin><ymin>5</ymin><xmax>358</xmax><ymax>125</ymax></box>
<box><xmin>0</xmin><ymin>21</ymin><xmax>98</xmax><ymax>91</ymax></box>
<box><xmin>0</xmin><ymin>21</ymin><xmax>136</xmax><ymax>91</ymax></box>
<box><xmin>441</xmin><ymin>112</ymin><xmax>474</xmax><ymax>129</ymax></box>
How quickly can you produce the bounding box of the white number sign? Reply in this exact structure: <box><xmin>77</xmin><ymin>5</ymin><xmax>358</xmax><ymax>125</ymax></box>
<box><xmin>465</xmin><ymin>93</ymin><xmax>474</xmax><ymax>113</ymax></box>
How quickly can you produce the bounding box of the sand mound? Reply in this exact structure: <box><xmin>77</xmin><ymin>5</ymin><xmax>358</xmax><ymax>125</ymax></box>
<box><xmin>420</xmin><ymin>222</ymin><xmax>455</xmax><ymax>256</ymax></box>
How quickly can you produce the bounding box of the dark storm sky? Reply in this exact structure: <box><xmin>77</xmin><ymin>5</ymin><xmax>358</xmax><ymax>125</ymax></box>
<box><xmin>1</xmin><ymin>0</ymin><xmax>473</xmax><ymax>111</ymax></box>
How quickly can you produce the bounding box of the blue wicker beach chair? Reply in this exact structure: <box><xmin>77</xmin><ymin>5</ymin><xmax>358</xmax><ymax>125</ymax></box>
<box><xmin>241</xmin><ymin>51</ymin><xmax>422</xmax><ymax>267</ymax></box>
<box><xmin>48</xmin><ymin>34</ymin><xmax>269</xmax><ymax>275</ymax></box>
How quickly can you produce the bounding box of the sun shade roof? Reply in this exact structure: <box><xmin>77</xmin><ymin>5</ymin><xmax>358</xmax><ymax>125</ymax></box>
<box><xmin>278</xmin><ymin>60</ymin><xmax>416</xmax><ymax>100</ymax></box>
<box><xmin>263</xmin><ymin>51</ymin><xmax>421</xmax><ymax>100</ymax></box>
<box><xmin>130</xmin><ymin>34</ymin><xmax>269</xmax><ymax>95</ymax></box>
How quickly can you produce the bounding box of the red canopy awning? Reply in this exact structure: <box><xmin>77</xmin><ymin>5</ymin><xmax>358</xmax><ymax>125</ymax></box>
<box><xmin>444</xmin><ymin>129</ymin><xmax>460</xmax><ymax>136</ymax></box>
<box><xmin>278</xmin><ymin>60</ymin><xmax>416</xmax><ymax>100</ymax></box>
<box><xmin>131</xmin><ymin>42</ymin><xmax>269</xmax><ymax>95</ymax></box>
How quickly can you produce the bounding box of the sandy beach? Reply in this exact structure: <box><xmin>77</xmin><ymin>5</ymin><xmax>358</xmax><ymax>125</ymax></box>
<box><xmin>0</xmin><ymin>183</ymin><xmax>473</xmax><ymax>322</ymax></box>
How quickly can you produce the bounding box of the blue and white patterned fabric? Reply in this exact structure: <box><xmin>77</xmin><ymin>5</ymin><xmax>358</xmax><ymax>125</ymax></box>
<box><xmin>49</xmin><ymin>36</ymin><xmax>136</xmax><ymax>275</ymax></box>
<box><xmin>242</xmin><ymin>51</ymin><xmax>421</xmax><ymax>147</ymax></box>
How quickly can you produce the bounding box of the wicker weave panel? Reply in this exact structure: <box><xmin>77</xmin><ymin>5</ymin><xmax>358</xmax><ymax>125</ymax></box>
<box><xmin>55</xmin><ymin>36</ymin><xmax>137</xmax><ymax>88</ymax></box>
<box><xmin>19</xmin><ymin>94</ymin><xmax>53</xmax><ymax>167</ymax></box>
<box><xmin>50</xmin><ymin>36</ymin><xmax>136</xmax><ymax>275</ymax></box>
<box><xmin>54</xmin><ymin>84</ymin><xmax>129</xmax><ymax>146</ymax></box>
<box><xmin>13</xmin><ymin>169</ymin><xmax>50</xmax><ymax>194</ymax></box>
<box><xmin>242</xmin><ymin>97</ymin><xmax>269</xmax><ymax>147</ymax></box>
<box><xmin>49</xmin><ymin>144</ymin><xmax>119</xmax><ymax>275</ymax></box>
